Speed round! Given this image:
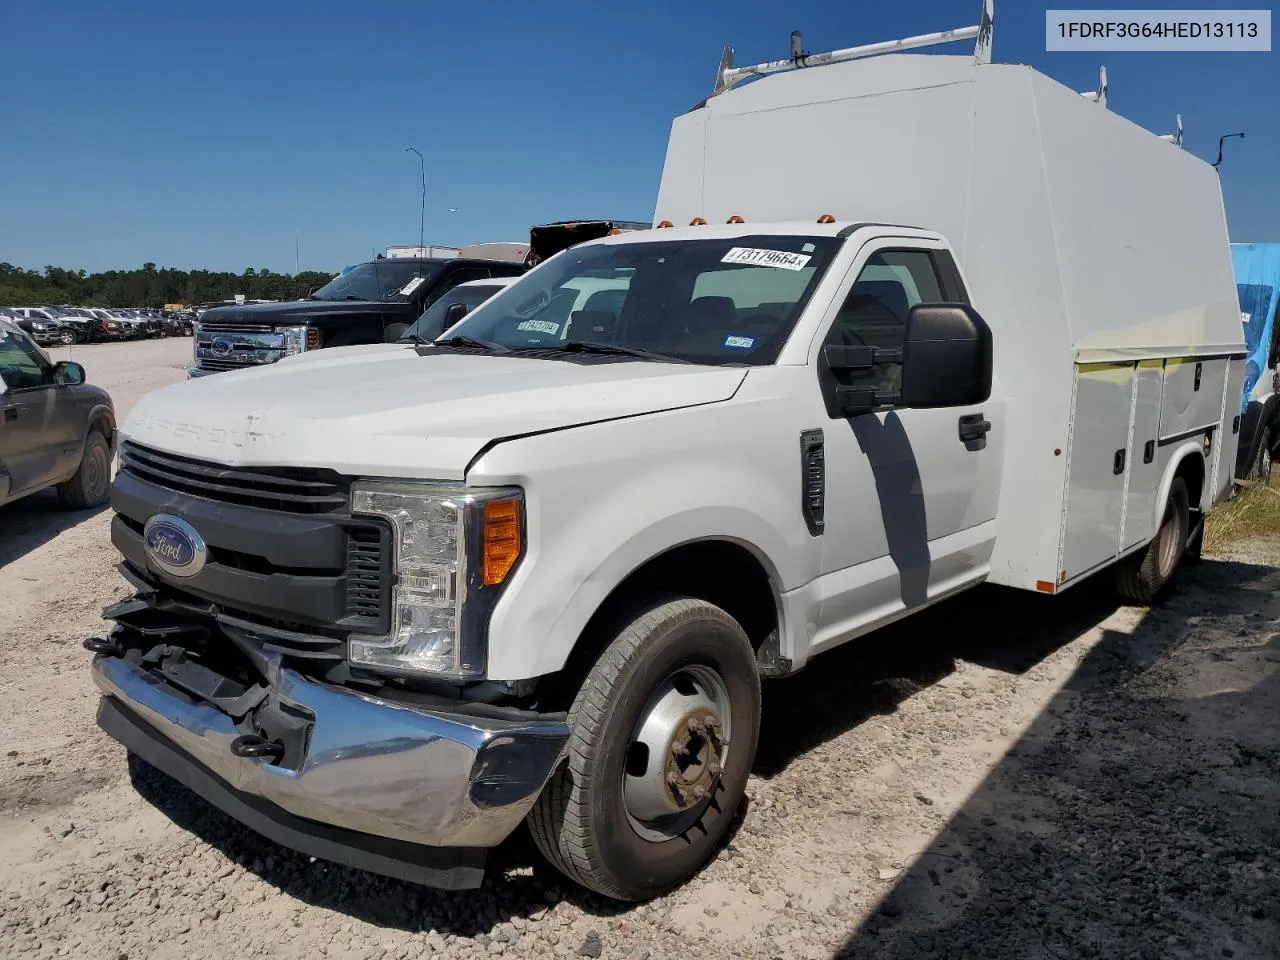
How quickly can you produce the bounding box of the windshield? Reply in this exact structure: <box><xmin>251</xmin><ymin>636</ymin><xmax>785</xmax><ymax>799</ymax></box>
<box><xmin>403</xmin><ymin>283</ymin><xmax>508</xmax><ymax>340</ymax></box>
<box><xmin>310</xmin><ymin>260</ymin><xmax>443</xmax><ymax>302</ymax></box>
<box><xmin>442</xmin><ymin>235</ymin><xmax>840</xmax><ymax>365</ymax></box>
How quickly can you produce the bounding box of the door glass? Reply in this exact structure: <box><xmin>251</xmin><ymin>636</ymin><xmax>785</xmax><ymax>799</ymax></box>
<box><xmin>831</xmin><ymin>250</ymin><xmax>944</xmax><ymax>394</ymax></box>
<box><xmin>0</xmin><ymin>327</ymin><xmax>54</xmax><ymax>390</ymax></box>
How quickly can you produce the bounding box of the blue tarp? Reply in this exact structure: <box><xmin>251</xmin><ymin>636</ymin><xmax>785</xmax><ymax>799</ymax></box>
<box><xmin>1231</xmin><ymin>243</ymin><xmax>1280</xmax><ymax>414</ymax></box>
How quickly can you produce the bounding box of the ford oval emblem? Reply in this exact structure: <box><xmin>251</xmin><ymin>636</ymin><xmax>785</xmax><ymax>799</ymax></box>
<box><xmin>210</xmin><ymin>337</ymin><xmax>233</xmax><ymax>358</ymax></box>
<box><xmin>143</xmin><ymin>514</ymin><xmax>208</xmax><ymax>578</ymax></box>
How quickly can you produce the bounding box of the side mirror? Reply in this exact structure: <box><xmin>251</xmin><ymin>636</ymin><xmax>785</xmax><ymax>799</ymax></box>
<box><xmin>55</xmin><ymin>361</ymin><xmax>86</xmax><ymax>386</ymax></box>
<box><xmin>444</xmin><ymin>302</ymin><xmax>470</xmax><ymax>326</ymax></box>
<box><xmin>899</xmin><ymin>304</ymin><xmax>992</xmax><ymax>408</ymax></box>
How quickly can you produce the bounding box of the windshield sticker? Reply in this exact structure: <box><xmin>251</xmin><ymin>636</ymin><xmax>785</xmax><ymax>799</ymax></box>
<box><xmin>723</xmin><ymin>334</ymin><xmax>755</xmax><ymax>349</ymax></box>
<box><xmin>1242</xmin><ymin>311</ymin><xmax>1251</xmax><ymax>326</ymax></box>
<box><xmin>721</xmin><ymin>247</ymin><xmax>812</xmax><ymax>271</ymax></box>
<box><xmin>516</xmin><ymin>319</ymin><xmax>560</xmax><ymax>335</ymax></box>
<box><xmin>399</xmin><ymin>277</ymin><xmax>425</xmax><ymax>296</ymax></box>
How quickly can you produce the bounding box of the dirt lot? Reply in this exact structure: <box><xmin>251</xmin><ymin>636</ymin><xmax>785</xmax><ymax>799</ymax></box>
<box><xmin>2</xmin><ymin>339</ymin><xmax>1277</xmax><ymax>960</ymax></box>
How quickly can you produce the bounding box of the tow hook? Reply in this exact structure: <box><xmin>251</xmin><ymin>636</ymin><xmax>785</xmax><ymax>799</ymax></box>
<box><xmin>229</xmin><ymin>735</ymin><xmax>286</xmax><ymax>762</ymax></box>
<box><xmin>83</xmin><ymin>637</ymin><xmax>120</xmax><ymax>656</ymax></box>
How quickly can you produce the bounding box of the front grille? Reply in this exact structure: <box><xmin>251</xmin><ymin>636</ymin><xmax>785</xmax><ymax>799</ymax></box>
<box><xmin>120</xmin><ymin>441</ymin><xmax>347</xmax><ymax>515</ymax></box>
<box><xmin>114</xmin><ymin>442</ymin><xmax>395</xmax><ymax>672</ymax></box>
<box><xmin>192</xmin><ymin>357</ymin><xmax>245</xmax><ymax>372</ymax></box>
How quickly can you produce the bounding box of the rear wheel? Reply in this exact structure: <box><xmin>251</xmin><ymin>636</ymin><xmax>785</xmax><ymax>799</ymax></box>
<box><xmin>1251</xmin><ymin>426</ymin><xmax>1273</xmax><ymax>483</ymax></box>
<box><xmin>528</xmin><ymin>596</ymin><xmax>761</xmax><ymax>901</ymax></box>
<box><xmin>57</xmin><ymin>431</ymin><xmax>112</xmax><ymax>509</ymax></box>
<box><xmin>1115</xmin><ymin>477</ymin><xmax>1190</xmax><ymax>604</ymax></box>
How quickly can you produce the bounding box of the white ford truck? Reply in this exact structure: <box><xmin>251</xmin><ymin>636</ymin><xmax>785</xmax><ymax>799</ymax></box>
<box><xmin>85</xmin><ymin>6</ymin><xmax>1245</xmax><ymax>902</ymax></box>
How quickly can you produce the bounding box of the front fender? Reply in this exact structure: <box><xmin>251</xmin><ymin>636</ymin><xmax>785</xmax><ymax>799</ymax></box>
<box><xmin>475</xmin><ymin>409</ymin><xmax>821</xmax><ymax>682</ymax></box>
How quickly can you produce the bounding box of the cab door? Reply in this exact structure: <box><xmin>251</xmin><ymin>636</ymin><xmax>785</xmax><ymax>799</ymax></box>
<box><xmin>0</xmin><ymin>327</ymin><xmax>76</xmax><ymax>495</ymax></box>
<box><xmin>808</xmin><ymin>238</ymin><xmax>1003</xmax><ymax>654</ymax></box>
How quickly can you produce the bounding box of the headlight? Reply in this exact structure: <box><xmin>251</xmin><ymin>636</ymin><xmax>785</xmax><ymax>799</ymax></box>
<box><xmin>350</xmin><ymin>481</ymin><xmax>524</xmax><ymax>680</ymax></box>
<box><xmin>280</xmin><ymin>324</ymin><xmax>320</xmax><ymax>355</ymax></box>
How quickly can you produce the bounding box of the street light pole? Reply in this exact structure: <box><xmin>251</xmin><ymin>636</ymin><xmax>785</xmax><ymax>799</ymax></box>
<box><xmin>405</xmin><ymin>147</ymin><xmax>426</xmax><ymax>254</ymax></box>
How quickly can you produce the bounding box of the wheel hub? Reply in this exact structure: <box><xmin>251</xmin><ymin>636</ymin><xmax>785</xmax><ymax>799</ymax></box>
<box><xmin>664</xmin><ymin>710</ymin><xmax>726</xmax><ymax>808</ymax></box>
<box><xmin>623</xmin><ymin>666</ymin><xmax>732</xmax><ymax>835</ymax></box>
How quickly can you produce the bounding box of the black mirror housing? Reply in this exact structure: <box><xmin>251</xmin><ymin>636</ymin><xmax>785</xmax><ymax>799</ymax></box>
<box><xmin>443</xmin><ymin>302</ymin><xmax>470</xmax><ymax>326</ymax></box>
<box><xmin>55</xmin><ymin>361</ymin><xmax>86</xmax><ymax>386</ymax></box>
<box><xmin>899</xmin><ymin>303</ymin><xmax>992</xmax><ymax>408</ymax></box>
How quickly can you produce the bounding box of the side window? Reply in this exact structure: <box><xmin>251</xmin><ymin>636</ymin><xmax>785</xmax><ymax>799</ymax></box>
<box><xmin>829</xmin><ymin>249</ymin><xmax>944</xmax><ymax>394</ymax></box>
<box><xmin>422</xmin><ymin>267</ymin><xmax>491</xmax><ymax>308</ymax></box>
<box><xmin>0</xmin><ymin>327</ymin><xmax>54</xmax><ymax>390</ymax></box>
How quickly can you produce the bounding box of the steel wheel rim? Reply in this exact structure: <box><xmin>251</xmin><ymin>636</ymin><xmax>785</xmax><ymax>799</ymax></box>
<box><xmin>1260</xmin><ymin>441</ymin><xmax>1272</xmax><ymax>482</ymax></box>
<box><xmin>60</xmin><ymin>330</ymin><xmax>75</xmax><ymax>344</ymax></box>
<box><xmin>623</xmin><ymin>664</ymin><xmax>733</xmax><ymax>843</ymax></box>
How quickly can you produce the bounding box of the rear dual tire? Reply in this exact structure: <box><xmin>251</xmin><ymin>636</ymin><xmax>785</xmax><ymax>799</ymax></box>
<box><xmin>528</xmin><ymin>596</ymin><xmax>761</xmax><ymax>902</ymax></box>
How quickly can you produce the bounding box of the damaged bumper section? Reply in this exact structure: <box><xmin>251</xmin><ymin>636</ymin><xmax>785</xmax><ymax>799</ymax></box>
<box><xmin>90</xmin><ymin>629</ymin><xmax>570</xmax><ymax>890</ymax></box>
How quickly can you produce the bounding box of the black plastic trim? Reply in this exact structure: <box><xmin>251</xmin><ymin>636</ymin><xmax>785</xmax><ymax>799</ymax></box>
<box><xmin>836</xmin><ymin>222</ymin><xmax>923</xmax><ymax>238</ymax></box>
<box><xmin>1158</xmin><ymin>425</ymin><xmax>1215</xmax><ymax>448</ymax></box>
<box><xmin>799</xmin><ymin>429</ymin><xmax>825</xmax><ymax>536</ymax></box>
<box><xmin>97</xmin><ymin>696</ymin><xmax>488</xmax><ymax>890</ymax></box>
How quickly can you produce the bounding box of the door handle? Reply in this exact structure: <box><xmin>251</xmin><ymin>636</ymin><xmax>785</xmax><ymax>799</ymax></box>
<box><xmin>958</xmin><ymin>413</ymin><xmax>991</xmax><ymax>444</ymax></box>
<box><xmin>2</xmin><ymin>408</ymin><xmax>16</xmax><ymax>423</ymax></box>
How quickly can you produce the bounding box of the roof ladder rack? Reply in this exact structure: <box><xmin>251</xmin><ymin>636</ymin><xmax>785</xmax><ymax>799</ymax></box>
<box><xmin>1079</xmin><ymin>65</ymin><xmax>1108</xmax><ymax>108</ymax></box>
<box><xmin>711</xmin><ymin>0</ymin><xmax>995</xmax><ymax>96</ymax></box>
<box><xmin>1159</xmin><ymin>113</ymin><xmax>1184</xmax><ymax>147</ymax></box>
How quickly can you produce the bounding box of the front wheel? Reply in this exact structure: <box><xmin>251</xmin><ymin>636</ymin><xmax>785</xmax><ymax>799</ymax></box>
<box><xmin>1115</xmin><ymin>477</ymin><xmax>1190</xmax><ymax>604</ymax></box>
<box><xmin>58</xmin><ymin>328</ymin><xmax>77</xmax><ymax>345</ymax></box>
<box><xmin>528</xmin><ymin>596</ymin><xmax>761</xmax><ymax>901</ymax></box>
<box><xmin>57</xmin><ymin>431</ymin><xmax>112</xmax><ymax>509</ymax></box>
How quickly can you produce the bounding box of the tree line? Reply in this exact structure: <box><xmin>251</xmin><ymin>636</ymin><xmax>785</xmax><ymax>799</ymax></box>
<box><xmin>0</xmin><ymin>262</ymin><xmax>337</xmax><ymax>308</ymax></box>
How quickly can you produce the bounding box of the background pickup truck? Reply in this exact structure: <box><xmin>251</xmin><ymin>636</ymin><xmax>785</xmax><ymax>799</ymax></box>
<box><xmin>0</xmin><ymin>318</ymin><xmax>116</xmax><ymax>509</ymax></box>
<box><xmin>188</xmin><ymin>255</ymin><xmax>527</xmax><ymax>377</ymax></box>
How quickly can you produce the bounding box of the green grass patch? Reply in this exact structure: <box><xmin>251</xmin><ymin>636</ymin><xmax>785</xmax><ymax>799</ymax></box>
<box><xmin>1204</xmin><ymin>472</ymin><xmax>1280</xmax><ymax>552</ymax></box>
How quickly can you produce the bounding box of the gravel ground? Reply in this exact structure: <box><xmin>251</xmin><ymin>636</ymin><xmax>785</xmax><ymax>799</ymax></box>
<box><xmin>2</xmin><ymin>339</ymin><xmax>1277</xmax><ymax>960</ymax></box>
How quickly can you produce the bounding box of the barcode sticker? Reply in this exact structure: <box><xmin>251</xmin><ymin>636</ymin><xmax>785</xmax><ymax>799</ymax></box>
<box><xmin>517</xmin><ymin>319</ymin><xmax>560</xmax><ymax>335</ymax></box>
<box><xmin>721</xmin><ymin>247</ymin><xmax>812</xmax><ymax>271</ymax></box>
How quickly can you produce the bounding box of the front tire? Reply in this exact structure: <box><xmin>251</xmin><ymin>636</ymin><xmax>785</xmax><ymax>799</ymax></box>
<box><xmin>58</xmin><ymin>328</ymin><xmax>77</xmax><ymax>345</ymax></box>
<box><xmin>528</xmin><ymin>596</ymin><xmax>761</xmax><ymax>901</ymax></box>
<box><xmin>1115</xmin><ymin>477</ymin><xmax>1190</xmax><ymax>604</ymax></box>
<box><xmin>57</xmin><ymin>431</ymin><xmax>112</xmax><ymax>509</ymax></box>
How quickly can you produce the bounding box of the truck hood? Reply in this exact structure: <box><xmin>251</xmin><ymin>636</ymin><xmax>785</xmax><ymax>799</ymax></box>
<box><xmin>199</xmin><ymin>299</ymin><xmax>414</xmax><ymax>325</ymax></box>
<box><xmin>122</xmin><ymin>346</ymin><xmax>747</xmax><ymax>480</ymax></box>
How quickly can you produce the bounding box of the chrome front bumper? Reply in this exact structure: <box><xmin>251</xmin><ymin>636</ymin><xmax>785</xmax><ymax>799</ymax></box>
<box><xmin>92</xmin><ymin>654</ymin><xmax>570</xmax><ymax>887</ymax></box>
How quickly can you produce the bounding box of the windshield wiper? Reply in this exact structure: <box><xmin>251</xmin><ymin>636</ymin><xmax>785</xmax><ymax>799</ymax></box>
<box><xmin>553</xmin><ymin>341</ymin><xmax>690</xmax><ymax>364</ymax></box>
<box><xmin>432</xmin><ymin>334</ymin><xmax>510</xmax><ymax>353</ymax></box>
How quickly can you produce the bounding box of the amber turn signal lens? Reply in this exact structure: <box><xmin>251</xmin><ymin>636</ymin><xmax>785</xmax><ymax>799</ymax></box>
<box><xmin>306</xmin><ymin>327</ymin><xmax>321</xmax><ymax>350</ymax></box>
<box><xmin>482</xmin><ymin>498</ymin><xmax>522</xmax><ymax>586</ymax></box>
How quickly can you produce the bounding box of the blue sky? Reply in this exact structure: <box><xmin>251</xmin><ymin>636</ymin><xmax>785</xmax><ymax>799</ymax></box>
<box><xmin>0</xmin><ymin>0</ymin><xmax>1275</xmax><ymax>273</ymax></box>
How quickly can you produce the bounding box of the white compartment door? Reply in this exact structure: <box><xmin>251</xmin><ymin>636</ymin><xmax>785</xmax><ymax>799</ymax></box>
<box><xmin>1122</xmin><ymin>361</ymin><xmax>1165</xmax><ymax>551</ymax></box>
<box><xmin>1061</xmin><ymin>363</ymin><xmax>1137</xmax><ymax>581</ymax></box>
